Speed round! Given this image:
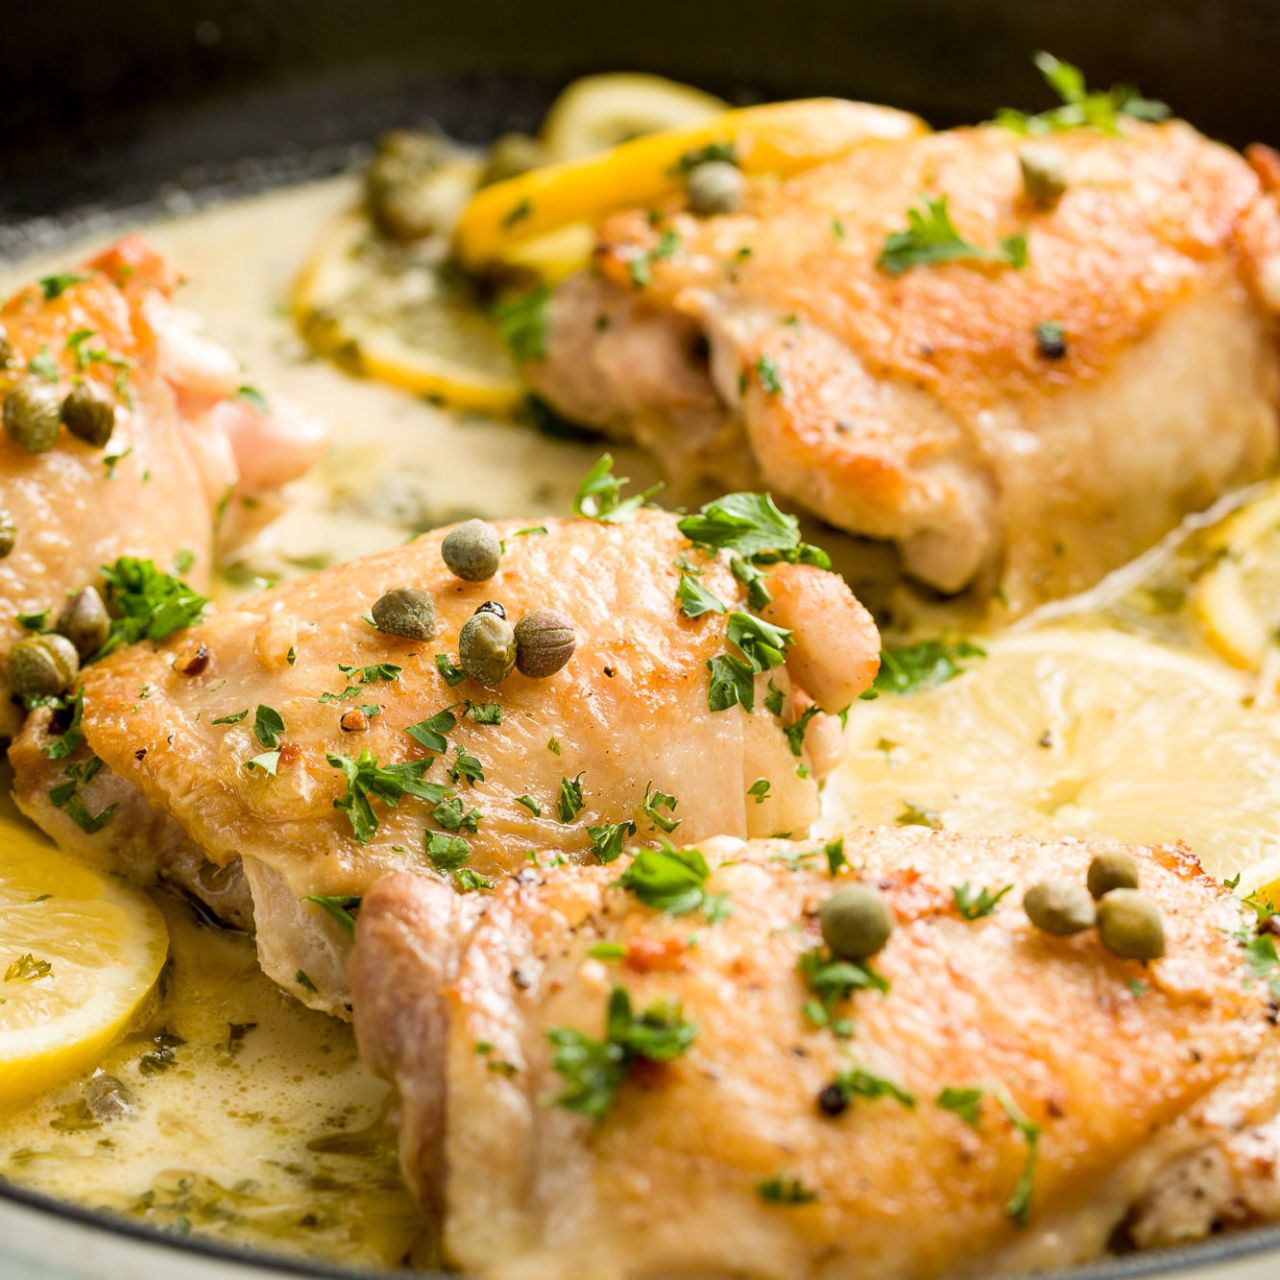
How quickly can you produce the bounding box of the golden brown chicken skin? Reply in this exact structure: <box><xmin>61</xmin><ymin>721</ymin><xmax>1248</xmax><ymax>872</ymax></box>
<box><xmin>0</xmin><ymin>237</ymin><xmax>324</xmax><ymax>740</ymax></box>
<box><xmin>11</xmin><ymin>509</ymin><xmax>878</xmax><ymax>1013</ymax></box>
<box><xmin>531</xmin><ymin>119</ymin><xmax>1280</xmax><ymax>612</ymax></box>
<box><xmin>350</xmin><ymin>830</ymin><xmax>1277</xmax><ymax>1280</ymax></box>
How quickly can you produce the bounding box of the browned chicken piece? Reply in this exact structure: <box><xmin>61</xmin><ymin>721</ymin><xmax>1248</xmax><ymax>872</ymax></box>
<box><xmin>530</xmin><ymin>119</ymin><xmax>1280</xmax><ymax>612</ymax></box>
<box><xmin>10</xmin><ymin>509</ymin><xmax>879</xmax><ymax>1013</ymax></box>
<box><xmin>0</xmin><ymin>236</ymin><xmax>325</xmax><ymax>740</ymax></box>
<box><xmin>350</xmin><ymin>830</ymin><xmax>1278</xmax><ymax>1280</ymax></box>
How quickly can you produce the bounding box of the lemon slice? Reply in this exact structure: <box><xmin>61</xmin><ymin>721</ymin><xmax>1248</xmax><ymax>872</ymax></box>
<box><xmin>1194</xmin><ymin>480</ymin><xmax>1280</xmax><ymax>670</ymax></box>
<box><xmin>455</xmin><ymin>98</ymin><xmax>926</xmax><ymax>274</ymax></box>
<box><xmin>292</xmin><ymin>206</ymin><xmax>524</xmax><ymax>412</ymax></box>
<box><xmin>0</xmin><ymin>818</ymin><xmax>168</xmax><ymax>1107</ymax></box>
<box><xmin>540</xmin><ymin>73</ymin><xmax>729</xmax><ymax>162</ymax></box>
<box><xmin>825</xmin><ymin>628</ymin><xmax>1280</xmax><ymax>888</ymax></box>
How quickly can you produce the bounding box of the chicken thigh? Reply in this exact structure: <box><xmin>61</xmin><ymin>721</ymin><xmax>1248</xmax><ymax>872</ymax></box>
<box><xmin>350</xmin><ymin>829</ymin><xmax>1278</xmax><ymax>1280</ymax></box>
<box><xmin>0</xmin><ymin>236</ymin><xmax>325</xmax><ymax>739</ymax></box>
<box><xmin>530</xmin><ymin>119</ymin><xmax>1280</xmax><ymax>612</ymax></box>
<box><xmin>10</xmin><ymin>506</ymin><xmax>879</xmax><ymax>1013</ymax></box>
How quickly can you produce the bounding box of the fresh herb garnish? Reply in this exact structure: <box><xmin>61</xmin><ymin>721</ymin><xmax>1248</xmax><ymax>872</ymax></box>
<box><xmin>995</xmin><ymin>51</ymin><xmax>1169</xmax><ymax>137</ymax></box>
<box><xmin>641</xmin><ymin>782</ymin><xmax>681</xmax><ymax>833</ymax></box>
<box><xmin>235</xmin><ymin>385</ymin><xmax>270</xmax><ymax>414</ymax></box>
<box><xmin>573</xmin><ymin>454</ymin><xmax>663</xmax><ymax>524</ymax></box>
<box><xmin>243</xmin><ymin>751</ymin><xmax>281</xmax><ymax>776</ymax></box>
<box><xmin>16</xmin><ymin>609</ymin><xmax>50</xmax><ymax>632</ymax></box>
<box><xmin>873</xmin><ymin>637</ymin><xmax>985</xmax><ymax>696</ymax></box>
<box><xmin>404</xmin><ymin>707</ymin><xmax>459</xmax><ymax>754</ymax></box>
<box><xmin>296</xmin><ymin>970</ymin><xmax>319</xmax><ymax>993</ymax></box>
<box><xmin>676</xmin><ymin>574</ymin><xmax>727</xmax><ymax>618</ymax></box>
<box><xmin>426</xmin><ymin>831</ymin><xmax>472</xmax><ymax>871</ymax></box>
<box><xmin>326</xmin><ymin>750</ymin><xmax>452</xmax><ymax>842</ymax></box>
<box><xmin>96</xmin><ymin>557</ymin><xmax>209</xmax><ymax>657</ymax></box>
<box><xmin>669</xmin><ymin>141</ymin><xmax>737</xmax><ymax>174</ymax></box>
<box><xmin>448</xmin><ymin>745</ymin><xmax>485</xmax><ymax>786</ymax></box>
<box><xmin>4</xmin><ymin>953</ymin><xmax>52</xmax><ymax>982</ymax></box>
<box><xmin>337</xmin><ymin>661</ymin><xmax>402</xmax><ymax>684</ymax></box>
<box><xmin>468</xmin><ymin>702</ymin><xmax>502</xmax><ymax>725</ymax></box>
<box><xmin>895</xmin><ymin>801</ymin><xmax>942</xmax><ymax>830</ymax></box>
<box><xmin>547</xmin><ymin>985</ymin><xmax>697</xmax><ymax>1119</ymax></box>
<box><xmin>588</xmin><ymin>821</ymin><xmax>636</xmax><ymax>864</ymax></box>
<box><xmin>616</xmin><ymin>844</ymin><xmax>729</xmax><ymax>920</ymax></box>
<box><xmin>39</xmin><ymin>272</ymin><xmax>92</xmax><ymax>301</ymax></box>
<box><xmin>877</xmin><ymin>195</ymin><xmax>1027</xmax><ymax>276</ymax></box>
<box><xmin>253</xmin><ymin>704</ymin><xmax>285</xmax><ymax>750</ymax></box>
<box><xmin>678</xmin><ymin>492</ymin><xmax>829</xmax><ymax>567</ymax></box>
<box><xmin>824</xmin><ymin>837</ymin><xmax>849</xmax><ymax>877</ymax></box>
<box><xmin>936</xmin><ymin>1084</ymin><xmax>1041</xmax><ymax>1226</ymax></box>
<box><xmin>628</xmin><ymin>229</ymin><xmax>681</xmax><ymax>287</ymax></box>
<box><xmin>556</xmin><ymin>773</ymin><xmax>585</xmax><ymax>822</ymax></box>
<box><xmin>730</xmin><ymin>555</ymin><xmax>771</xmax><ymax>610</ymax></box>
<box><xmin>516</xmin><ymin>794</ymin><xmax>542</xmax><ymax>816</ymax></box>
<box><xmin>301</xmin><ymin>894</ymin><xmax>361</xmax><ymax>936</ymax></box>
<box><xmin>952</xmin><ymin>882</ymin><xmax>1014</xmax><ymax>920</ymax></box>
<box><xmin>431</xmin><ymin>795</ymin><xmax>480</xmax><ymax>833</ymax></box>
<box><xmin>784</xmin><ymin>705</ymin><xmax>820</xmax><ymax>757</ymax></box>
<box><xmin>747</xmin><ymin>778</ymin><xmax>771</xmax><ymax>804</ymax></box>
<box><xmin>822</xmin><ymin>1066</ymin><xmax>916</xmax><ymax>1112</ymax></box>
<box><xmin>435</xmin><ymin>653</ymin><xmax>467</xmax><ymax>686</ymax></box>
<box><xmin>707</xmin><ymin>653</ymin><xmax>757</xmax><ymax>713</ymax></box>
<box><xmin>494</xmin><ymin>286</ymin><xmax>551</xmax><ymax>364</ymax></box>
<box><xmin>798</xmin><ymin>945</ymin><xmax>888</xmax><ymax>1037</ymax></box>
<box><xmin>754</xmin><ymin>354</ymin><xmax>784</xmax><ymax>395</ymax></box>
<box><xmin>756</xmin><ymin>1174</ymin><xmax>819</xmax><ymax>1205</ymax></box>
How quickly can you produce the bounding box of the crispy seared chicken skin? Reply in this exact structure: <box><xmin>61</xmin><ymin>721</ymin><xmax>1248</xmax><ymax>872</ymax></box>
<box><xmin>0</xmin><ymin>237</ymin><xmax>324</xmax><ymax>739</ymax></box>
<box><xmin>530</xmin><ymin>121</ymin><xmax>1280</xmax><ymax>611</ymax></box>
<box><xmin>351</xmin><ymin>830</ymin><xmax>1278</xmax><ymax>1280</ymax></box>
<box><xmin>10</xmin><ymin>510</ymin><xmax>878</xmax><ymax>1013</ymax></box>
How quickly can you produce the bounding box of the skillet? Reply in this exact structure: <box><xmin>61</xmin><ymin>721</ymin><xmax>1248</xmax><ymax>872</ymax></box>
<box><xmin>4</xmin><ymin>0</ymin><xmax>1280</xmax><ymax>1275</ymax></box>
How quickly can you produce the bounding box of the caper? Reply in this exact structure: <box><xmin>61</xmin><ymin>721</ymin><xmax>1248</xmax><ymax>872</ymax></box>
<box><xmin>819</xmin><ymin>883</ymin><xmax>894</xmax><ymax>959</ymax></box>
<box><xmin>441</xmin><ymin>519</ymin><xmax>502</xmax><ymax>582</ymax></box>
<box><xmin>1087</xmin><ymin>850</ymin><xmax>1140</xmax><ymax>901</ymax></box>
<box><xmin>8</xmin><ymin>633</ymin><xmax>79</xmax><ymax>700</ymax></box>
<box><xmin>55</xmin><ymin>586</ymin><xmax>110</xmax><ymax>659</ymax></box>
<box><xmin>514</xmin><ymin>608</ymin><xmax>576</xmax><ymax>678</ymax></box>
<box><xmin>1097</xmin><ymin>889</ymin><xmax>1165</xmax><ymax>961</ymax></box>
<box><xmin>481</xmin><ymin>133</ymin><xmax>546</xmax><ymax>186</ymax></box>
<box><xmin>458</xmin><ymin>611</ymin><xmax>516</xmax><ymax>686</ymax></box>
<box><xmin>0</xmin><ymin>509</ymin><xmax>15</xmax><ymax>559</ymax></box>
<box><xmin>1019</xmin><ymin>145</ymin><xmax>1068</xmax><ymax>208</ymax></box>
<box><xmin>365</xmin><ymin>130</ymin><xmax>449</xmax><ymax>240</ymax></box>
<box><xmin>0</xmin><ymin>323</ymin><xmax>12</xmax><ymax>369</ymax></box>
<box><xmin>370</xmin><ymin>587</ymin><xmax>437</xmax><ymax>641</ymax></box>
<box><xmin>687</xmin><ymin>161</ymin><xmax>746</xmax><ymax>217</ymax></box>
<box><xmin>61</xmin><ymin>381</ymin><xmax>116</xmax><ymax>448</ymax></box>
<box><xmin>3</xmin><ymin>382</ymin><xmax>62</xmax><ymax>453</ymax></box>
<box><xmin>1023</xmin><ymin>879</ymin><xmax>1096</xmax><ymax>936</ymax></box>
<box><xmin>475</xmin><ymin>600</ymin><xmax>506</xmax><ymax>619</ymax></box>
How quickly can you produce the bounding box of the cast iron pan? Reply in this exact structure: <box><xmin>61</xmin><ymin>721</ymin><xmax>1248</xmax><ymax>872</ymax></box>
<box><xmin>3</xmin><ymin>0</ymin><xmax>1280</xmax><ymax>1275</ymax></box>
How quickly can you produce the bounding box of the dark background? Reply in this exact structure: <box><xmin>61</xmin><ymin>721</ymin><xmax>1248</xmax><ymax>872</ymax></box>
<box><xmin>2</xmin><ymin>0</ymin><xmax>1279</xmax><ymax>249</ymax></box>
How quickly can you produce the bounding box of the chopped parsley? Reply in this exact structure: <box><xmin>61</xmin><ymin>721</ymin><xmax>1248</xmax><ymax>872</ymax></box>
<box><xmin>707</xmin><ymin>653</ymin><xmax>757</xmax><ymax>713</ymax></box>
<box><xmin>616</xmin><ymin>844</ymin><xmax>729</xmax><ymax>921</ymax></box>
<box><xmin>405</xmin><ymin>707</ymin><xmax>459</xmax><ymax>754</ymax></box>
<box><xmin>952</xmin><ymin>882</ymin><xmax>1014</xmax><ymax>920</ymax></box>
<box><xmin>448</xmin><ymin>745</ymin><xmax>485</xmax><ymax>786</ymax></box>
<box><xmin>556</xmin><ymin>773</ymin><xmax>585</xmax><ymax>822</ymax></box>
<box><xmin>821</xmin><ymin>1066</ymin><xmax>916</xmax><ymax>1113</ymax></box>
<box><xmin>754</xmin><ymin>354</ymin><xmax>784</xmax><ymax>395</ymax></box>
<box><xmin>895</xmin><ymin>801</ymin><xmax>942</xmax><ymax>830</ymax></box>
<box><xmin>824</xmin><ymin>837</ymin><xmax>849</xmax><ymax>877</ymax></box>
<box><xmin>573</xmin><ymin>454</ymin><xmax>663</xmax><ymax>524</ymax></box>
<box><xmin>96</xmin><ymin>557</ymin><xmax>210</xmax><ymax>658</ymax></box>
<box><xmin>326</xmin><ymin>750</ymin><xmax>452</xmax><ymax>843</ymax></box>
<box><xmin>16</xmin><ymin>609</ymin><xmax>50</xmax><ymax>632</ymax></box>
<box><xmin>516</xmin><ymin>794</ymin><xmax>542</xmax><ymax>817</ymax></box>
<box><xmin>1034</xmin><ymin>319</ymin><xmax>1067</xmax><ymax>359</ymax></box>
<box><xmin>669</xmin><ymin>141</ymin><xmax>738</xmax><ymax>174</ymax></box>
<box><xmin>588</xmin><ymin>821</ymin><xmax>635</xmax><ymax>864</ymax></box>
<box><xmin>429</xmin><ymin>795</ymin><xmax>480</xmax><ymax>833</ymax></box>
<box><xmin>337</xmin><ymin>661</ymin><xmax>402</xmax><ymax>685</ymax></box>
<box><xmin>211</xmin><ymin>709</ymin><xmax>249</xmax><ymax>725</ymax></box>
<box><xmin>995</xmin><ymin>51</ymin><xmax>1169</xmax><ymax>137</ymax></box>
<box><xmin>235</xmin><ymin>384</ymin><xmax>270</xmax><ymax>414</ymax></box>
<box><xmin>547</xmin><ymin>985</ymin><xmax>697</xmax><ymax>1120</ymax></box>
<box><xmin>426</xmin><ymin>831</ymin><xmax>472</xmax><ymax>871</ymax></box>
<box><xmin>26</xmin><ymin>345</ymin><xmax>59</xmax><ymax>381</ymax></box>
<box><xmin>678</xmin><ymin>491</ymin><xmax>828</xmax><ymax>567</ymax></box>
<box><xmin>295</xmin><ymin>970</ymin><xmax>319</xmax><ymax>994</ymax></box>
<box><xmin>454</xmin><ymin>867</ymin><xmax>495</xmax><ymax>893</ymax></box>
<box><xmin>877</xmin><ymin>195</ymin><xmax>1027</xmax><ymax>276</ymax></box>
<box><xmin>873</xmin><ymin>637</ymin><xmax>985</xmax><ymax>696</ymax></box>
<box><xmin>253</xmin><ymin>704</ymin><xmax>285</xmax><ymax>749</ymax></box>
<box><xmin>39</xmin><ymin>272</ymin><xmax>92</xmax><ymax>300</ymax></box>
<box><xmin>747</xmin><ymin>778</ymin><xmax>771</xmax><ymax>804</ymax></box>
<box><xmin>937</xmin><ymin>1084</ymin><xmax>1041</xmax><ymax>1226</ymax></box>
<box><xmin>798</xmin><ymin>945</ymin><xmax>888</xmax><ymax>1037</ymax></box>
<box><xmin>641</xmin><ymin>782</ymin><xmax>681</xmax><ymax>833</ymax></box>
<box><xmin>730</xmin><ymin>555</ymin><xmax>771</xmax><ymax>610</ymax></box>
<box><xmin>764</xmin><ymin>679</ymin><xmax>785</xmax><ymax>717</ymax></box>
<box><xmin>468</xmin><ymin>702</ymin><xmax>502</xmax><ymax>725</ymax></box>
<box><xmin>628</xmin><ymin>229</ymin><xmax>681</xmax><ymax>287</ymax></box>
<box><xmin>301</xmin><ymin>894</ymin><xmax>361</xmax><ymax>936</ymax></box>
<box><xmin>494</xmin><ymin>286</ymin><xmax>550</xmax><ymax>364</ymax></box>
<box><xmin>784</xmin><ymin>705</ymin><xmax>820</xmax><ymax>757</ymax></box>
<box><xmin>243</xmin><ymin>750</ymin><xmax>281</xmax><ymax>776</ymax></box>
<box><xmin>676</xmin><ymin>574</ymin><xmax>726</xmax><ymax>618</ymax></box>
<box><xmin>435</xmin><ymin>653</ymin><xmax>467</xmax><ymax>686</ymax></box>
<box><xmin>756</xmin><ymin>1174</ymin><xmax>819</xmax><ymax>1205</ymax></box>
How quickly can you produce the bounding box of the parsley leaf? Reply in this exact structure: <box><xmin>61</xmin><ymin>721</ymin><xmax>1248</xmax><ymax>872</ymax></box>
<box><xmin>874</xmin><ymin>637</ymin><xmax>985</xmax><ymax>696</ymax></box>
<box><xmin>707</xmin><ymin>653</ymin><xmax>757</xmax><ymax>712</ymax></box>
<box><xmin>747</xmin><ymin>778</ymin><xmax>771</xmax><ymax>804</ymax></box>
<box><xmin>678</xmin><ymin>492</ymin><xmax>829</xmax><ymax>567</ymax></box>
<box><xmin>235</xmin><ymin>384</ymin><xmax>270</xmax><ymax>414</ymax></box>
<box><xmin>798</xmin><ymin>945</ymin><xmax>889</xmax><ymax>1037</ymax></box>
<box><xmin>730</xmin><ymin>555</ymin><xmax>771</xmax><ymax>610</ymax></box>
<box><xmin>878</xmin><ymin>195</ymin><xmax>1027</xmax><ymax>276</ymax></box>
<box><xmin>754</xmin><ymin>354</ymin><xmax>784</xmax><ymax>395</ymax></box>
<box><xmin>588</xmin><ymin>821</ymin><xmax>636</xmax><ymax>864</ymax></box>
<box><xmin>936</xmin><ymin>1084</ymin><xmax>1041</xmax><ymax>1226</ymax></box>
<box><xmin>253</xmin><ymin>704</ymin><xmax>285</xmax><ymax>750</ymax></box>
<box><xmin>628</xmin><ymin>229</ymin><xmax>681</xmax><ymax>287</ymax></box>
<box><xmin>39</xmin><ymin>272</ymin><xmax>92</xmax><ymax>300</ymax></box>
<box><xmin>573</xmin><ymin>454</ymin><xmax>663</xmax><ymax>524</ymax></box>
<box><xmin>516</xmin><ymin>794</ymin><xmax>542</xmax><ymax>816</ymax></box>
<box><xmin>995</xmin><ymin>51</ymin><xmax>1169</xmax><ymax>137</ymax></box>
<box><xmin>435</xmin><ymin>653</ymin><xmax>467</xmax><ymax>686</ymax></box>
<box><xmin>784</xmin><ymin>705</ymin><xmax>820</xmax><ymax>757</ymax></box>
<box><xmin>301</xmin><ymin>894</ymin><xmax>361</xmax><ymax>936</ymax></box>
<box><xmin>448</xmin><ymin>745</ymin><xmax>485</xmax><ymax>786</ymax></box>
<box><xmin>454</xmin><ymin>868</ymin><xmax>495</xmax><ymax>893</ymax></box>
<box><xmin>426</xmin><ymin>831</ymin><xmax>472</xmax><ymax>872</ymax></box>
<box><xmin>494</xmin><ymin>286</ymin><xmax>551</xmax><ymax>364</ymax></box>
<box><xmin>641</xmin><ymin>782</ymin><xmax>680</xmax><ymax>833</ymax></box>
<box><xmin>556</xmin><ymin>773</ymin><xmax>585</xmax><ymax>823</ymax></box>
<box><xmin>96</xmin><ymin>557</ymin><xmax>209</xmax><ymax>658</ymax></box>
<box><xmin>405</xmin><ymin>707</ymin><xmax>458</xmax><ymax>754</ymax></box>
<box><xmin>827</xmin><ymin>1066</ymin><xmax>916</xmax><ymax>1109</ymax></box>
<box><xmin>756</xmin><ymin>1174</ymin><xmax>819</xmax><ymax>1204</ymax></box>
<box><xmin>327</xmin><ymin>750</ymin><xmax>452</xmax><ymax>843</ymax></box>
<box><xmin>244</xmin><ymin>750</ymin><xmax>281</xmax><ymax>776</ymax></box>
<box><xmin>338</xmin><ymin>661</ymin><xmax>401</xmax><ymax>685</ymax></box>
<box><xmin>824</xmin><ymin>836</ymin><xmax>849</xmax><ymax>877</ymax></box>
<box><xmin>952</xmin><ymin>882</ymin><xmax>1014</xmax><ymax>920</ymax></box>
<box><xmin>669</xmin><ymin>141</ymin><xmax>738</xmax><ymax>174</ymax></box>
<box><xmin>616</xmin><ymin>844</ymin><xmax>728</xmax><ymax>920</ymax></box>
<box><xmin>727</xmin><ymin>611</ymin><xmax>792</xmax><ymax>673</ymax></box>
<box><xmin>547</xmin><ymin>985</ymin><xmax>697</xmax><ymax>1119</ymax></box>
<box><xmin>676</xmin><ymin>574</ymin><xmax>727</xmax><ymax>618</ymax></box>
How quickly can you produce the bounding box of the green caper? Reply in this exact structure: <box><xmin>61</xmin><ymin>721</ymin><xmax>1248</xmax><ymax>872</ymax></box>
<box><xmin>441</xmin><ymin>519</ymin><xmax>502</xmax><ymax>582</ymax></box>
<box><xmin>1019</xmin><ymin>145</ymin><xmax>1068</xmax><ymax>208</ymax></box>
<box><xmin>3</xmin><ymin>382</ymin><xmax>62</xmax><ymax>453</ymax></box>
<box><xmin>1023</xmin><ymin>879</ymin><xmax>1096</xmax><ymax>936</ymax></box>
<box><xmin>481</xmin><ymin>133</ymin><xmax>546</xmax><ymax>186</ymax></box>
<box><xmin>1087</xmin><ymin>850</ymin><xmax>1140</xmax><ymax>900</ymax></box>
<box><xmin>0</xmin><ymin>323</ymin><xmax>12</xmax><ymax>369</ymax></box>
<box><xmin>514</xmin><ymin>609</ymin><xmax>576</xmax><ymax>678</ymax></box>
<box><xmin>0</xmin><ymin>509</ymin><xmax>15</xmax><ymax>559</ymax></box>
<box><xmin>370</xmin><ymin>587</ymin><xmax>437</xmax><ymax>641</ymax></box>
<box><xmin>819</xmin><ymin>883</ymin><xmax>894</xmax><ymax>959</ymax></box>
<box><xmin>687</xmin><ymin>161</ymin><xmax>746</xmax><ymax>217</ymax></box>
<box><xmin>8</xmin><ymin>633</ymin><xmax>79</xmax><ymax>700</ymax></box>
<box><xmin>365</xmin><ymin>130</ymin><xmax>449</xmax><ymax>240</ymax></box>
<box><xmin>458</xmin><ymin>611</ymin><xmax>516</xmax><ymax>686</ymax></box>
<box><xmin>1096</xmin><ymin>889</ymin><xmax>1165</xmax><ymax>961</ymax></box>
<box><xmin>56</xmin><ymin>586</ymin><xmax>110</xmax><ymax>659</ymax></box>
<box><xmin>61</xmin><ymin>381</ymin><xmax>116</xmax><ymax>448</ymax></box>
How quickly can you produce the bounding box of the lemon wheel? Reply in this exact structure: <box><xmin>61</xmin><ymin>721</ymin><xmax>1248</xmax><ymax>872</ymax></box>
<box><xmin>825</xmin><ymin>627</ymin><xmax>1280</xmax><ymax>890</ymax></box>
<box><xmin>292</xmin><ymin>207</ymin><xmax>525</xmax><ymax>412</ymax></box>
<box><xmin>0</xmin><ymin>820</ymin><xmax>168</xmax><ymax>1107</ymax></box>
<box><xmin>455</xmin><ymin>98</ymin><xmax>926</xmax><ymax>274</ymax></box>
